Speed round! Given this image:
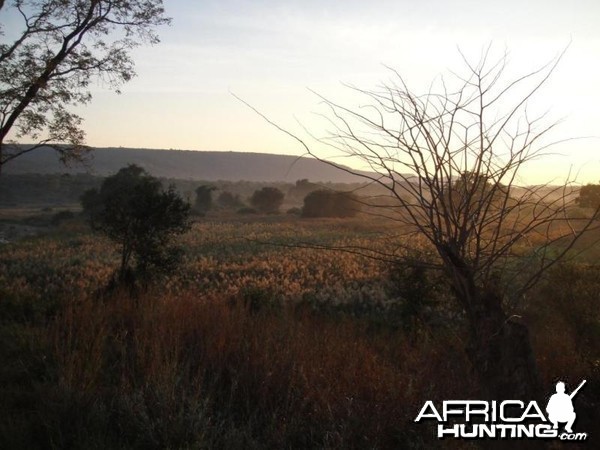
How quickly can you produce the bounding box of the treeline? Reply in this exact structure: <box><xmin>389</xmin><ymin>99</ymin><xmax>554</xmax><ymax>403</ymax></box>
<box><xmin>0</xmin><ymin>173</ymin><xmax>102</xmax><ymax>206</ymax></box>
<box><xmin>0</xmin><ymin>173</ymin><xmax>372</xmax><ymax>210</ymax></box>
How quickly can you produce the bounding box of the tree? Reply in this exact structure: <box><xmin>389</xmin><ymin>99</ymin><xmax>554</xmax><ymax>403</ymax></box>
<box><xmin>257</xmin><ymin>48</ymin><xmax>599</xmax><ymax>400</ymax></box>
<box><xmin>0</xmin><ymin>0</ymin><xmax>170</xmax><ymax>173</ymax></box>
<box><xmin>250</xmin><ymin>187</ymin><xmax>284</xmax><ymax>214</ymax></box>
<box><xmin>81</xmin><ymin>164</ymin><xmax>190</xmax><ymax>284</ymax></box>
<box><xmin>194</xmin><ymin>184</ymin><xmax>216</xmax><ymax>214</ymax></box>
<box><xmin>217</xmin><ymin>190</ymin><xmax>243</xmax><ymax>209</ymax></box>
<box><xmin>576</xmin><ymin>183</ymin><xmax>600</xmax><ymax>209</ymax></box>
<box><xmin>288</xmin><ymin>178</ymin><xmax>320</xmax><ymax>201</ymax></box>
<box><xmin>302</xmin><ymin>189</ymin><xmax>360</xmax><ymax>218</ymax></box>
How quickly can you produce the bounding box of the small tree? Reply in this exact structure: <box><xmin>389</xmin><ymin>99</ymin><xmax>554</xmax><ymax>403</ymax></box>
<box><xmin>250</xmin><ymin>187</ymin><xmax>284</xmax><ymax>214</ymax></box>
<box><xmin>576</xmin><ymin>183</ymin><xmax>600</xmax><ymax>209</ymax></box>
<box><xmin>0</xmin><ymin>0</ymin><xmax>169</xmax><ymax>173</ymax></box>
<box><xmin>194</xmin><ymin>185</ymin><xmax>216</xmax><ymax>214</ymax></box>
<box><xmin>302</xmin><ymin>190</ymin><xmax>360</xmax><ymax>218</ymax></box>
<box><xmin>81</xmin><ymin>165</ymin><xmax>190</xmax><ymax>284</ymax></box>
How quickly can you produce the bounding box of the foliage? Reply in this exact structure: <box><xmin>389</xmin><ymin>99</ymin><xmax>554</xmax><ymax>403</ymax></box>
<box><xmin>302</xmin><ymin>189</ymin><xmax>360</xmax><ymax>218</ymax></box>
<box><xmin>80</xmin><ymin>164</ymin><xmax>190</xmax><ymax>282</ymax></box>
<box><xmin>194</xmin><ymin>184</ymin><xmax>215</xmax><ymax>214</ymax></box>
<box><xmin>217</xmin><ymin>190</ymin><xmax>244</xmax><ymax>209</ymax></box>
<box><xmin>250</xmin><ymin>186</ymin><xmax>284</xmax><ymax>214</ymax></box>
<box><xmin>576</xmin><ymin>183</ymin><xmax>600</xmax><ymax>209</ymax></box>
<box><xmin>288</xmin><ymin>178</ymin><xmax>320</xmax><ymax>201</ymax></box>
<box><xmin>0</xmin><ymin>0</ymin><xmax>170</xmax><ymax>171</ymax></box>
<box><xmin>448</xmin><ymin>171</ymin><xmax>510</xmax><ymax>208</ymax></box>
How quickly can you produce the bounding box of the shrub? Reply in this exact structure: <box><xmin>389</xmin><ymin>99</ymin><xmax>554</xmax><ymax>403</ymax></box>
<box><xmin>217</xmin><ymin>191</ymin><xmax>244</xmax><ymax>209</ymax></box>
<box><xmin>194</xmin><ymin>185</ymin><xmax>216</xmax><ymax>214</ymax></box>
<box><xmin>576</xmin><ymin>183</ymin><xmax>600</xmax><ymax>209</ymax></box>
<box><xmin>250</xmin><ymin>187</ymin><xmax>284</xmax><ymax>214</ymax></box>
<box><xmin>302</xmin><ymin>190</ymin><xmax>360</xmax><ymax>218</ymax></box>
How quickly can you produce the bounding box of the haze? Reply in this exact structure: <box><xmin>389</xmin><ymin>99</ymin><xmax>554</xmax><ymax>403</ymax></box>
<box><xmin>6</xmin><ymin>0</ymin><xmax>600</xmax><ymax>184</ymax></box>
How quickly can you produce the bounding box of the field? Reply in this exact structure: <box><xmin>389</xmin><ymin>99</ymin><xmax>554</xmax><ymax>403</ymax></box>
<box><xmin>0</xmin><ymin>212</ymin><xmax>599</xmax><ymax>449</ymax></box>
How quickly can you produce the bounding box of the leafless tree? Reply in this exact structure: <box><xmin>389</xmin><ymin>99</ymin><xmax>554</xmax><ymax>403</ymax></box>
<box><xmin>241</xmin><ymin>47</ymin><xmax>599</xmax><ymax>400</ymax></box>
<box><xmin>0</xmin><ymin>0</ymin><xmax>170</xmax><ymax>173</ymax></box>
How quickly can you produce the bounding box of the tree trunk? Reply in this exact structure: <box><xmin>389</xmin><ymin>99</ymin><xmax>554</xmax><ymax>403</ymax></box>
<box><xmin>466</xmin><ymin>288</ymin><xmax>542</xmax><ymax>401</ymax></box>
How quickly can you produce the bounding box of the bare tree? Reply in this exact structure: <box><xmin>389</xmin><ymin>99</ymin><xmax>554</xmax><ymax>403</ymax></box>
<box><xmin>0</xmin><ymin>0</ymin><xmax>170</xmax><ymax>173</ymax></box>
<box><xmin>241</xmin><ymin>47</ymin><xmax>599</xmax><ymax>400</ymax></box>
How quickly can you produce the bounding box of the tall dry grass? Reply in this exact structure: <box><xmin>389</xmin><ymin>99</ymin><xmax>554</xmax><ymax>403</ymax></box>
<box><xmin>32</xmin><ymin>288</ymin><xmax>473</xmax><ymax>449</ymax></box>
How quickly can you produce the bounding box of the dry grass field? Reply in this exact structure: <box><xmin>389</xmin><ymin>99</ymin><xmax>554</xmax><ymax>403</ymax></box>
<box><xmin>0</xmin><ymin>212</ymin><xmax>598</xmax><ymax>448</ymax></box>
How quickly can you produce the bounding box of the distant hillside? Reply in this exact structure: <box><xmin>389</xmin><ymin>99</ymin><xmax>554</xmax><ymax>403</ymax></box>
<box><xmin>3</xmin><ymin>146</ymin><xmax>372</xmax><ymax>183</ymax></box>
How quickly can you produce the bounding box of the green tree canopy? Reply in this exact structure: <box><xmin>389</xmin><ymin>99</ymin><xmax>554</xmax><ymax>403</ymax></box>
<box><xmin>81</xmin><ymin>164</ymin><xmax>190</xmax><ymax>283</ymax></box>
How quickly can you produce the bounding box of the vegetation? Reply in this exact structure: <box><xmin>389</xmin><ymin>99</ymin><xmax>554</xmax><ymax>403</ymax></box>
<box><xmin>250</xmin><ymin>186</ymin><xmax>285</xmax><ymax>214</ymax></box>
<box><xmin>0</xmin><ymin>212</ymin><xmax>598</xmax><ymax>449</ymax></box>
<box><xmin>577</xmin><ymin>183</ymin><xmax>600</xmax><ymax>209</ymax></box>
<box><xmin>81</xmin><ymin>165</ymin><xmax>190</xmax><ymax>284</ymax></box>
<box><xmin>281</xmin><ymin>50</ymin><xmax>599</xmax><ymax>400</ymax></box>
<box><xmin>217</xmin><ymin>190</ymin><xmax>244</xmax><ymax>209</ymax></box>
<box><xmin>302</xmin><ymin>189</ymin><xmax>360</xmax><ymax>218</ymax></box>
<box><xmin>194</xmin><ymin>184</ymin><xmax>216</xmax><ymax>214</ymax></box>
<box><xmin>0</xmin><ymin>0</ymin><xmax>169</xmax><ymax>172</ymax></box>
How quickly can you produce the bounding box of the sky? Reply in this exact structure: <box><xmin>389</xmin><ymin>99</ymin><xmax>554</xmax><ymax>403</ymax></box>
<box><xmin>5</xmin><ymin>0</ymin><xmax>600</xmax><ymax>184</ymax></box>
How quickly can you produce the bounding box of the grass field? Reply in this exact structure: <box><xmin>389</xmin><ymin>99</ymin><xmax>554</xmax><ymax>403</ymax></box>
<box><xmin>0</xmin><ymin>212</ymin><xmax>599</xmax><ymax>449</ymax></box>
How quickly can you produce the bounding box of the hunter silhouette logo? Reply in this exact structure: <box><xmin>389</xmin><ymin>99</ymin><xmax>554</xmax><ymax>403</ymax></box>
<box><xmin>414</xmin><ymin>379</ymin><xmax>588</xmax><ymax>441</ymax></box>
<box><xmin>546</xmin><ymin>380</ymin><xmax>585</xmax><ymax>434</ymax></box>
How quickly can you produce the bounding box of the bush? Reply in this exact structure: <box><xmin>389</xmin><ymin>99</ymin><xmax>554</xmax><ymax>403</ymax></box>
<box><xmin>302</xmin><ymin>190</ymin><xmax>360</xmax><ymax>218</ymax></box>
<box><xmin>576</xmin><ymin>183</ymin><xmax>600</xmax><ymax>209</ymax></box>
<box><xmin>250</xmin><ymin>187</ymin><xmax>284</xmax><ymax>214</ymax></box>
<box><xmin>217</xmin><ymin>191</ymin><xmax>244</xmax><ymax>209</ymax></box>
<box><xmin>194</xmin><ymin>185</ymin><xmax>216</xmax><ymax>214</ymax></box>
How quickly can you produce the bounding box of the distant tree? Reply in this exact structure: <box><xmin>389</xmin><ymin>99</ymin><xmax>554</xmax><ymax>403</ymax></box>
<box><xmin>217</xmin><ymin>190</ymin><xmax>244</xmax><ymax>209</ymax></box>
<box><xmin>194</xmin><ymin>185</ymin><xmax>216</xmax><ymax>214</ymax></box>
<box><xmin>288</xmin><ymin>178</ymin><xmax>320</xmax><ymax>201</ymax></box>
<box><xmin>302</xmin><ymin>190</ymin><xmax>360</xmax><ymax>218</ymax></box>
<box><xmin>0</xmin><ymin>0</ymin><xmax>170</xmax><ymax>174</ymax></box>
<box><xmin>576</xmin><ymin>183</ymin><xmax>600</xmax><ymax>209</ymax></box>
<box><xmin>250</xmin><ymin>187</ymin><xmax>284</xmax><ymax>214</ymax></box>
<box><xmin>81</xmin><ymin>164</ymin><xmax>190</xmax><ymax>284</ymax></box>
<box><xmin>448</xmin><ymin>171</ymin><xmax>509</xmax><ymax>207</ymax></box>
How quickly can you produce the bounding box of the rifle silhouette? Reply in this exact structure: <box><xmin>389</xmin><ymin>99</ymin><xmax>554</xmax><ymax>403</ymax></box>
<box><xmin>569</xmin><ymin>380</ymin><xmax>586</xmax><ymax>400</ymax></box>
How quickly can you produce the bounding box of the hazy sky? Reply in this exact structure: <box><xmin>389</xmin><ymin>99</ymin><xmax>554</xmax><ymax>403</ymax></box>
<box><xmin>6</xmin><ymin>0</ymin><xmax>600</xmax><ymax>183</ymax></box>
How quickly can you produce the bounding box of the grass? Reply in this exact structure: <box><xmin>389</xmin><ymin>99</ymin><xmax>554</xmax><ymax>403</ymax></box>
<box><xmin>0</xmin><ymin>213</ymin><xmax>599</xmax><ymax>448</ymax></box>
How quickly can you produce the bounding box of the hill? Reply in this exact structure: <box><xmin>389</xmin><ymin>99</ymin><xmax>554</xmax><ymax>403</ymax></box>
<box><xmin>3</xmin><ymin>146</ymin><xmax>371</xmax><ymax>183</ymax></box>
